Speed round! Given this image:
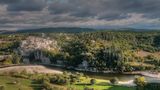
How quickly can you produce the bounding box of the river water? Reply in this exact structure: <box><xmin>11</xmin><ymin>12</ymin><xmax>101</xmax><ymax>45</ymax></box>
<box><xmin>45</xmin><ymin>65</ymin><xmax>160</xmax><ymax>82</ymax></box>
<box><xmin>1</xmin><ymin>65</ymin><xmax>156</xmax><ymax>87</ymax></box>
<box><xmin>3</xmin><ymin>65</ymin><xmax>158</xmax><ymax>83</ymax></box>
<box><xmin>84</xmin><ymin>72</ymin><xmax>160</xmax><ymax>83</ymax></box>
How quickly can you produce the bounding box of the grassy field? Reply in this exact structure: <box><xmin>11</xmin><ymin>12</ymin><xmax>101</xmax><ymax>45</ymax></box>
<box><xmin>0</xmin><ymin>75</ymin><xmax>42</xmax><ymax>90</ymax></box>
<box><xmin>71</xmin><ymin>85</ymin><xmax>135</xmax><ymax>90</ymax></box>
<box><xmin>0</xmin><ymin>75</ymin><xmax>136</xmax><ymax>90</ymax></box>
<box><xmin>69</xmin><ymin>77</ymin><xmax>135</xmax><ymax>90</ymax></box>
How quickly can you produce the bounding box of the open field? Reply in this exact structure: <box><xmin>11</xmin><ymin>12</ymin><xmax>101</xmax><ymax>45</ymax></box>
<box><xmin>0</xmin><ymin>76</ymin><xmax>35</xmax><ymax>90</ymax></box>
<box><xmin>69</xmin><ymin>78</ymin><xmax>135</xmax><ymax>90</ymax></box>
<box><xmin>0</xmin><ymin>75</ymin><xmax>136</xmax><ymax>90</ymax></box>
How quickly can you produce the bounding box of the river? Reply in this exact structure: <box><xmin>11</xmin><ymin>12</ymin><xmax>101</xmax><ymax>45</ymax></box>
<box><xmin>0</xmin><ymin>65</ymin><xmax>160</xmax><ymax>83</ymax></box>
<box><xmin>46</xmin><ymin>65</ymin><xmax>160</xmax><ymax>83</ymax></box>
<box><xmin>85</xmin><ymin>72</ymin><xmax>160</xmax><ymax>83</ymax></box>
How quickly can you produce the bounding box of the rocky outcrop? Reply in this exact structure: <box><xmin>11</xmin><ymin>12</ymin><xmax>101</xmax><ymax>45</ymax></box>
<box><xmin>20</xmin><ymin>36</ymin><xmax>59</xmax><ymax>64</ymax></box>
<box><xmin>21</xmin><ymin>36</ymin><xmax>59</xmax><ymax>51</ymax></box>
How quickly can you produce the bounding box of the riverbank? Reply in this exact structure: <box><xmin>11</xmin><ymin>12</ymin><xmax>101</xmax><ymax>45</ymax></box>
<box><xmin>0</xmin><ymin>64</ymin><xmax>160</xmax><ymax>79</ymax></box>
<box><xmin>44</xmin><ymin>64</ymin><xmax>160</xmax><ymax>78</ymax></box>
<box><xmin>124</xmin><ymin>71</ymin><xmax>160</xmax><ymax>78</ymax></box>
<box><xmin>0</xmin><ymin>65</ymin><xmax>159</xmax><ymax>88</ymax></box>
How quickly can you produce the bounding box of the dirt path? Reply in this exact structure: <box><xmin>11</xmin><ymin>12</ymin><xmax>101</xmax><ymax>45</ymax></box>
<box><xmin>0</xmin><ymin>65</ymin><xmax>63</xmax><ymax>74</ymax></box>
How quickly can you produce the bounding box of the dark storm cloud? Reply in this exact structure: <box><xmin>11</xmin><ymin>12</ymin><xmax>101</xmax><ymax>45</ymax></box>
<box><xmin>48</xmin><ymin>0</ymin><xmax>160</xmax><ymax>20</ymax></box>
<box><xmin>0</xmin><ymin>0</ymin><xmax>160</xmax><ymax>30</ymax></box>
<box><xmin>0</xmin><ymin>0</ymin><xmax>46</xmax><ymax>11</ymax></box>
<box><xmin>1</xmin><ymin>0</ymin><xmax>159</xmax><ymax>19</ymax></box>
<box><xmin>0</xmin><ymin>0</ymin><xmax>19</xmax><ymax>4</ymax></box>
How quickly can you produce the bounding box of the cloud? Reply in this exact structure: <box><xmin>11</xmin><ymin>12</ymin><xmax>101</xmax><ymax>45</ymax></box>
<box><xmin>0</xmin><ymin>0</ymin><xmax>19</xmax><ymax>4</ymax></box>
<box><xmin>48</xmin><ymin>0</ymin><xmax>160</xmax><ymax>20</ymax></box>
<box><xmin>0</xmin><ymin>0</ymin><xmax>160</xmax><ymax>30</ymax></box>
<box><xmin>0</xmin><ymin>0</ymin><xmax>46</xmax><ymax>11</ymax></box>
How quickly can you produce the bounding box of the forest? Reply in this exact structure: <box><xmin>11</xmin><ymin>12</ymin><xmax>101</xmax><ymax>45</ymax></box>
<box><xmin>1</xmin><ymin>31</ymin><xmax>160</xmax><ymax>72</ymax></box>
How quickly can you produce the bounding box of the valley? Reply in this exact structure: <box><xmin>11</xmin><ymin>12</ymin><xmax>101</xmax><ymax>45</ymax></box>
<box><xmin>1</xmin><ymin>31</ymin><xmax>160</xmax><ymax>90</ymax></box>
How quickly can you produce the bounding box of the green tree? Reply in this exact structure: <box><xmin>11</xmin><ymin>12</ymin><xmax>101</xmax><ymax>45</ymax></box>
<box><xmin>90</xmin><ymin>79</ymin><xmax>96</xmax><ymax>85</ymax></box>
<box><xmin>110</xmin><ymin>77</ymin><xmax>119</xmax><ymax>85</ymax></box>
<box><xmin>134</xmin><ymin>77</ymin><xmax>146</xmax><ymax>90</ymax></box>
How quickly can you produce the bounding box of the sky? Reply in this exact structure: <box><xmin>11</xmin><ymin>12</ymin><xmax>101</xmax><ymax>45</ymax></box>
<box><xmin>0</xmin><ymin>0</ymin><xmax>160</xmax><ymax>30</ymax></box>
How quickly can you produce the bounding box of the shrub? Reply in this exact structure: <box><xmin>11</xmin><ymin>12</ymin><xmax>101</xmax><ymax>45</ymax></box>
<box><xmin>32</xmin><ymin>75</ymin><xmax>50</xmax><ymax>84</ymax></box>
<box><xmin>3</xmin><ymin>57</ymin><xmax>13</xmax><ymax>65</ymax></box>
<box><xmin>110</xmin><ymin>77</ymin><xmax>119</xmax><ymax>84</ymax></box>
<box><xmin>70</xmin><ymin>77</ymin><xmax>77</xmax><ymax>84</ymax></box>
<box><xmin>134</xmin><ymin>77</ymin><xmax>146</xmax><ymax>86</ymax></box>
<box><xmin>50</xmin><ymin>72</ymin><xmax>83</xmax><ymax>85</ymax></box>
<box><xmin>50</xmin><ymin>75</ymin><xmax>70</xmax><ymax>85</ymax></box>
<box><xmin>43</xmin><ymin>81</ymin><xmax>68</xmax><ymax>90</ymax></box>
<box><xmin>43</xmin><ymin>80</ymin><xmax>53</xmax><ymax>90</ymax></box>
<box><xmin>134</xmin><ymin>77</ymin><xmax>146</xmax><ymax>90</ymax></box>
<box><xmin>90</xmin><ymin>79</ymin><xmax>96</xmax><ymax>85</ymax></box>
<box><xmin>0</xmin><ymin>85</ymin><xmax>5</xmax><ymax>90</ymax></box>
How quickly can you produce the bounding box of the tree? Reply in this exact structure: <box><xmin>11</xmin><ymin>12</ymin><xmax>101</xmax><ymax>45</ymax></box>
<box><xmin>134</xmin><ymin>77</ymin><xmax>146</xmax><ymax>86</ymax></box>
<box><xmin>12</xmin><ymin>53</ymin><xmax>21</xmax><ymax>64</ymax></box>
<box><xmin>134</xmin><ymin>77</ymin><xmax>146</xmax><ymax>90</ymax></box>
<box><xmin>90</xmin><ymin>79</ymin><xmax>96</xmax><ymax>85</ymax></box>
<box><xmin>3</xmin><ymin>57</ymin><xmax>13</xmax><ymax>65</ymax></box>
<box><xmin>110</xmin><ymin>77</ymin><xmax>119</xmax><ymax>84</ymax></box>
<box><xmin>62</xmin><ymin>40</ymin><xmax>89</xmax><ymax>66</ymax></box>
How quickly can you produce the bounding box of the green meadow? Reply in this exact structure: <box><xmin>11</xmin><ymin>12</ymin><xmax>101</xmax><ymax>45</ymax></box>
<box><xmin>0</xmin><ymin>75</ymin><xmax>135</xmax><ymax>90</ymax></box>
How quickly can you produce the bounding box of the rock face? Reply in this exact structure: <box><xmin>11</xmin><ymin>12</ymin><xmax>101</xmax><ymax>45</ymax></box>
<box><xmin>34</xmin><ymin>50</ymin><xmax>51</xmax><ymax>64</ymax></box>
<box><xmin>23</xmin><ymin>58</ymin><xmax>30</xmax><ymax>64</ymax></box>
<box><xmin>21</xmin><ymin>36</ymin><xmax>58</xmax><ymax>51</ymax></box>
<box><xmin>20</xmin><ymin>36</ymin><xmax>59</xmax><ymax>64</ymax></box>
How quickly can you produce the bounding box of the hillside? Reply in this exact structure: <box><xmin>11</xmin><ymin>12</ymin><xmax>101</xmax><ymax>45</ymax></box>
<box><xmin>1</xmin><ymin>27</ymin><xmax>159</xmax><ymax>34</ymax></box>
<box><xmin>1</xmin><ymin>31</ymin><xmax>160</xmax><ymax>72</ymax></box>
<box><xmin>1</xmin><ymin>27</ymin><xmax>97</xmax><ymax>34</ymax></box>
